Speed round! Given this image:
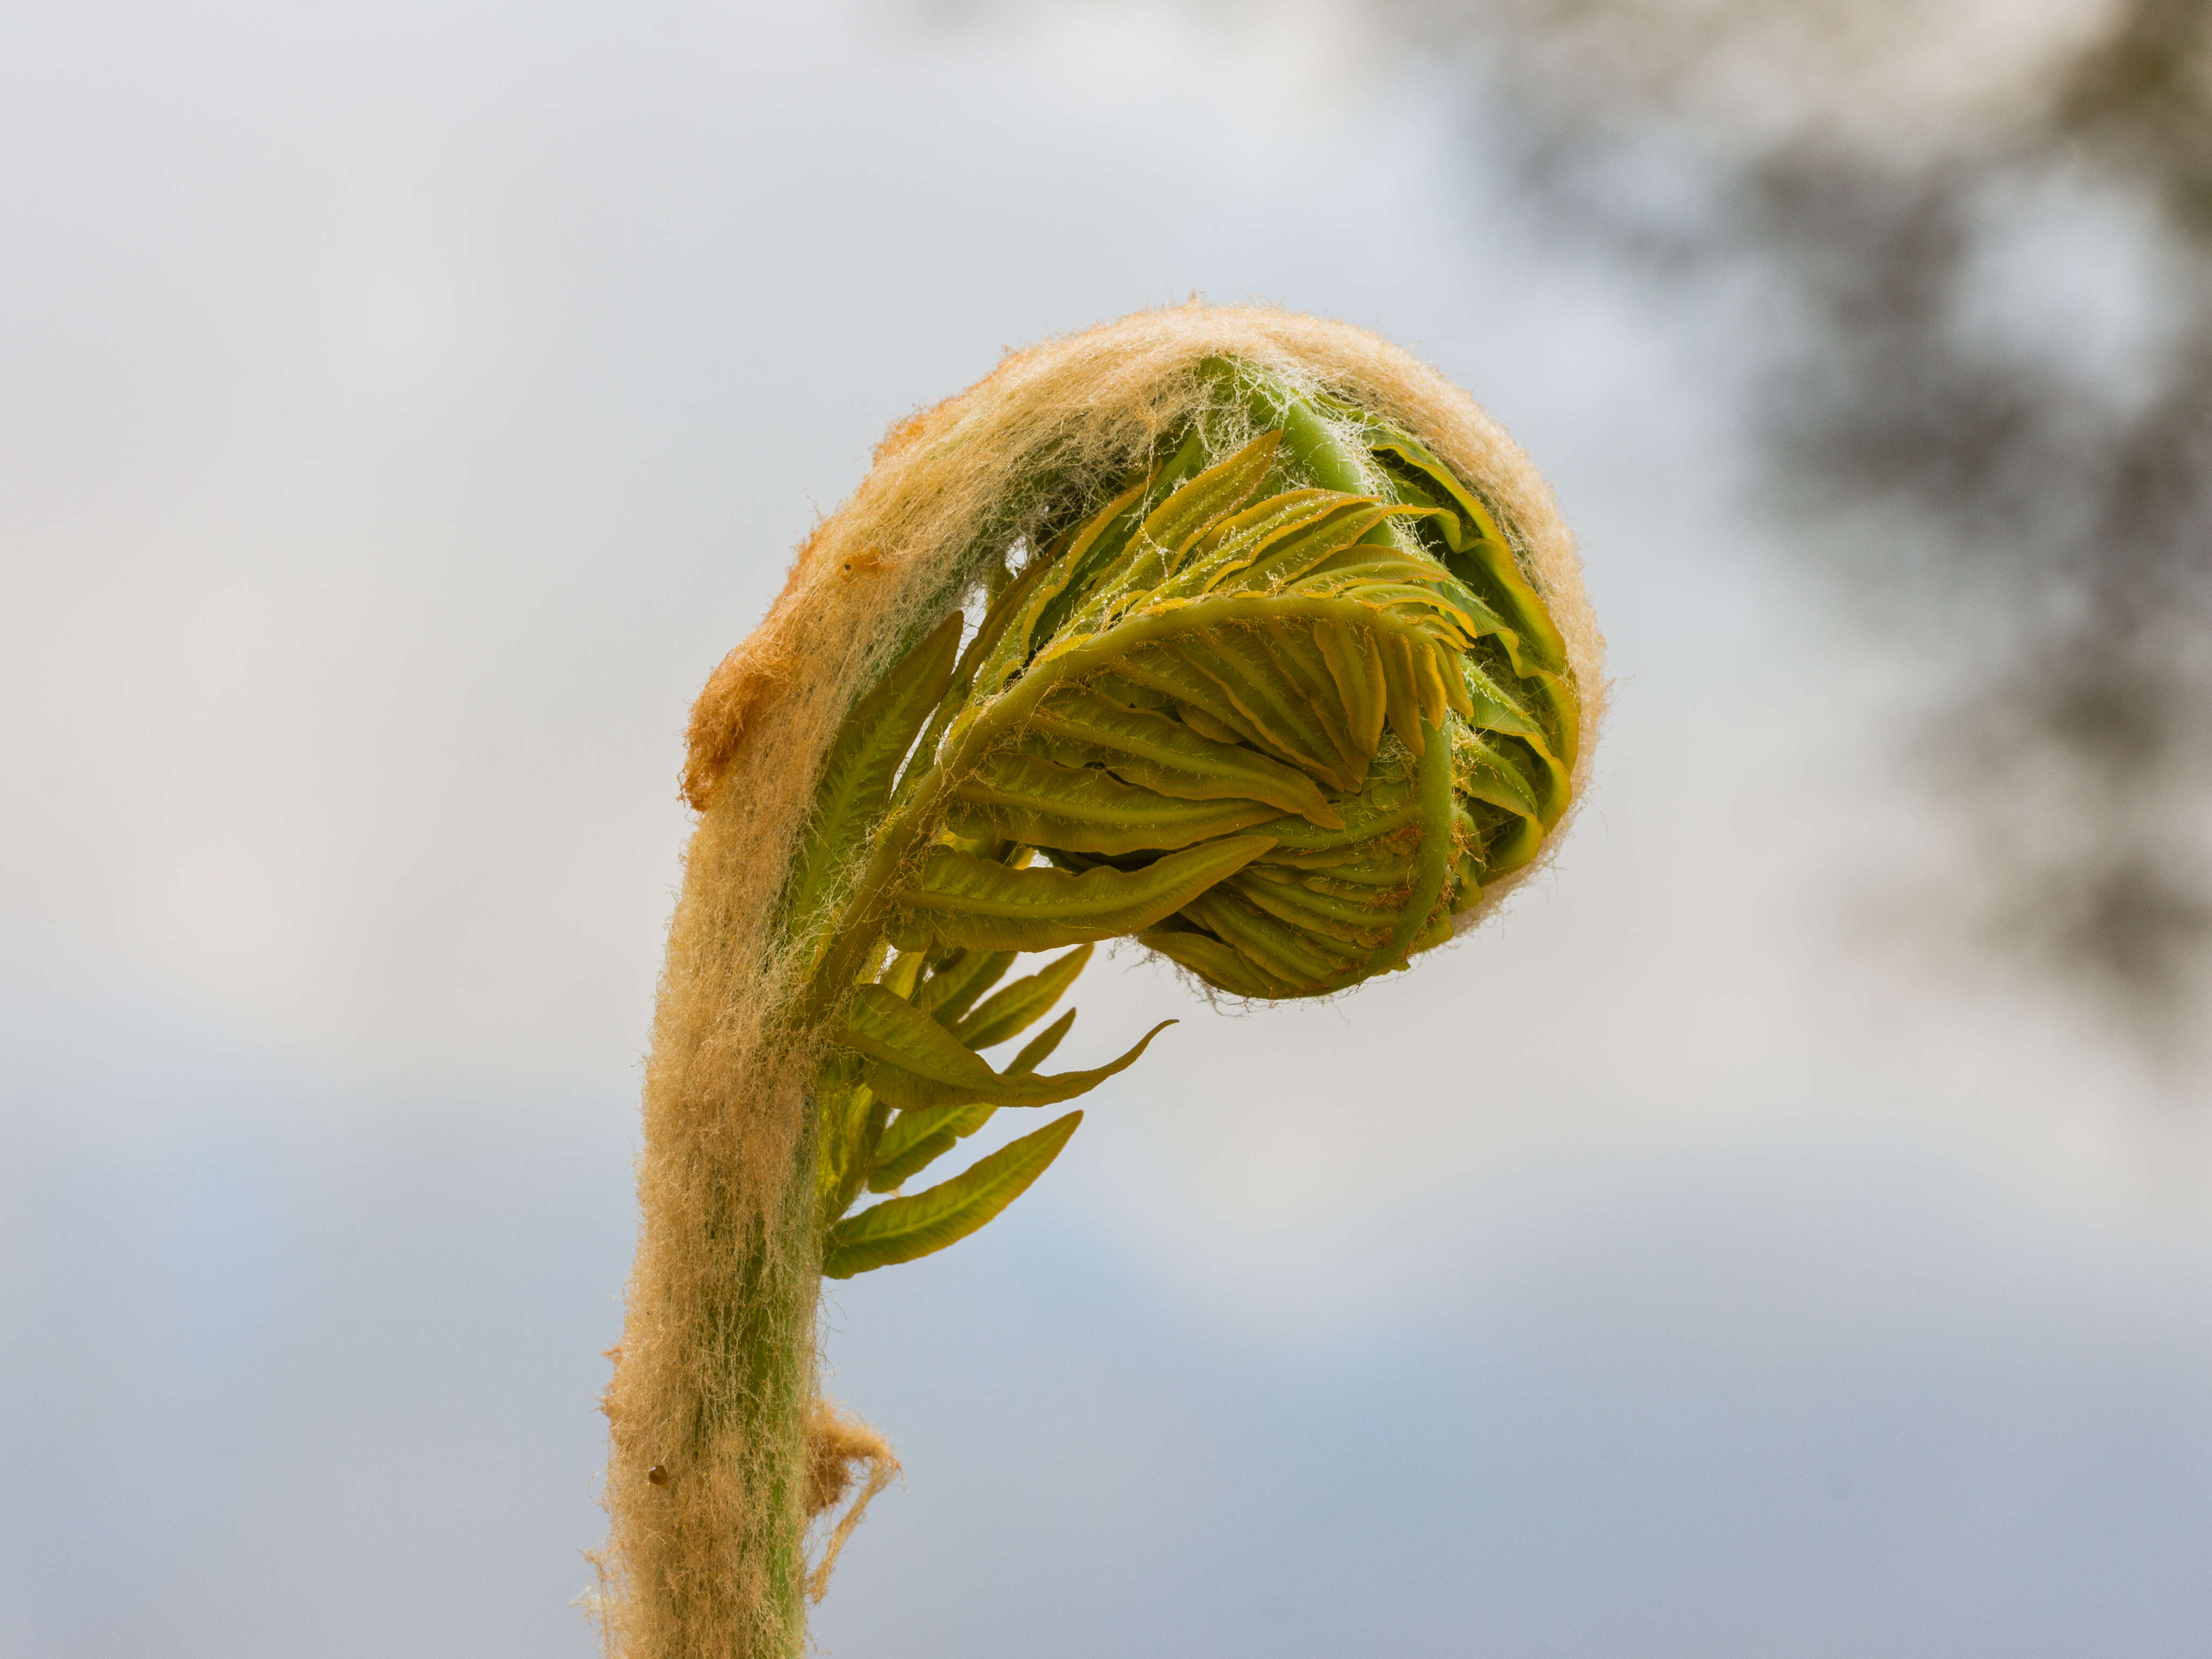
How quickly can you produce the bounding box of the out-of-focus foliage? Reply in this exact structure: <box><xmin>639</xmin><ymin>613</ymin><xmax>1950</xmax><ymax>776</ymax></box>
<box><xmin>1388</xmin><ymin>0</ymin><xmax>2212</xmax><ymax>1056</ymax></box>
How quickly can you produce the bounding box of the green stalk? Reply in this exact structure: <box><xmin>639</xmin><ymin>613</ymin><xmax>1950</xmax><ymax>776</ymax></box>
<box><xmin>600</xmin><ymin>333</ymin><xmax>1596</xmax><ymax>1658</ymax></box>
<box><xmin>676</xmin><ymin>1125</ymin><xmax>817</xmax><ymax>1659</ymax></box>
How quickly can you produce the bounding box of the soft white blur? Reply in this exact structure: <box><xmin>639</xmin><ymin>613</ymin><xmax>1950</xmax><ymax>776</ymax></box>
<box><xmin>3</xmin><ymin>3</ymin><xmax>2207</xmax><ymax>1656</ymax></box>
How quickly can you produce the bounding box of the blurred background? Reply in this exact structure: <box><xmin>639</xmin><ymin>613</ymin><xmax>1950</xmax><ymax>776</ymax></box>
<box><xmin>5</xmin><ymin>2</ymin><xmax>2209</xmax><ymax>1654</ymax></box>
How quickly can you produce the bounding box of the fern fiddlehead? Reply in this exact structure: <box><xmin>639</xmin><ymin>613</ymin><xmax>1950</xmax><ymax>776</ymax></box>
<box><xmin>593</xmin><ymin>310</ymin><xmax>1602</xmax><ymax>1659</ymax></box>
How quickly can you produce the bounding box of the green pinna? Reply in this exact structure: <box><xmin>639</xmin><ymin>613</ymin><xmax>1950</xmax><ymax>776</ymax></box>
<box><xmin>591</xmin><ymin>305</ymin><xmax>1603</xmax><ymax>1659</ymax></box>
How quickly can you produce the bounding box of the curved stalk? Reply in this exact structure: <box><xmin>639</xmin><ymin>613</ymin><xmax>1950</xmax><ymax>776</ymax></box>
<box><xmin>594</xmin><ymin>309</ymin><xmax>1603</xmax><ymax>1659</ymax></box>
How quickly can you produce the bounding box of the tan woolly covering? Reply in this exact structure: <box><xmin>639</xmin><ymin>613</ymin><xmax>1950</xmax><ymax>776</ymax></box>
<box><xmin>593</xmin><ymin>303</ymin><xmax>1603</xmax><ymax>1659</ymax></box>
<box><xmin>800</xmin><ymin>1400</ymin><xmax>900</xmax><ymax>1604</ymax></box>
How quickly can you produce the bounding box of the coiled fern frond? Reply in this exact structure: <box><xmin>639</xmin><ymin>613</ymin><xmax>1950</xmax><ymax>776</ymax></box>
<box><xmin>593</xmin><ymin>308</ymin><xmax>1602</xmax><ymax>1659</ymax></box>
<box><xmin>802</xmin><ymin>359</ymin><xmax>1584</xmax><ymax>1280</ymax></box>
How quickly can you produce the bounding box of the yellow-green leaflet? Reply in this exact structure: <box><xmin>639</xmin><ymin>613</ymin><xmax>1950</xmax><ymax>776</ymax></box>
<box><xmin>952</xmin><ymin>943</ymin><xmax>1091</xmax><ymax>1050</ymax></box>
<box><xmin>812</xmin><ymin>1047</ymin><xmax>890</xmax><ymax>1231</ymax></box>
<box><xmin>1142</xmin><ymin>431</ymin><xmax>1283</xmax><ymax>555</ymax></box>
<box><xmin>1002</xmin><ymin>1005</ymin><xmax>1077</xmax><ymax>1073</ymax></box>
<box><xmin>1139</xmin><ymin>926</ymin><xmax>1292</xmax><ymax>998</ymax></box>
<box><xmin>1027</xmin><ymin>433</ymin><xmax>1203</xmax><ymax>647</ymax></box>
<box><xmin>868</xmin><ymin>1093</ymin><xmax>998</xmax><ymax>1194</ymax></box>
<box><xmin>862</xmin><ymin>1007</ymin><xmax>1074</xmax><ymax>1195</ymax></box>
<box><xmin>947</xmin><ymin>753</ymin><xmax>1284</xmax><ymax>854</ymax></box>
<box><xmin>1023</xmin><ymin>685</ymin><xmax>1343</xmax><ymax>825</ymax></box>
<box><xmin>864</xmin><ymin>1102</ymin><xmax>988</xmax><ymax>1194</ymax></box>
<box><xmin>1319</xmin><ymin>397</ymin><xmax>1569</xmax><ymax>674</ymax></box>
<box><xmin>839</xmin><ymin>983</ymin><xmax>1171</xmax><ymax>1111</ymax></box>
<box><xmin>1453</xmin><ymin>730</ymin><xmax>1546</xmax><ymax>823</ymax></box>
<box><xmin>822</xmin><ymin>1111</ymin><xmax>1084</xmax><ymax>1279</ymax></box>
<box><xmin>1069</xmin><ymin>432</ymin><xmax>1284</xmax><ymax>628</ymax></box>
<box><xmin>887</xmin><ymin>834</ymin><xmax>1275</xmax><ymax>952</ymax></box>
<box><xmin>913</xmin><ymin>948</ymin><xmax>1016</xmax><ymax>1024</ymax></box>
<box><xmin>782</xmin><ymin>612</ymin><xmax>962</xmax><ymax>938</ymax></box>
<box><xmin>1155</xmin><ymin>489</ymin><xmax>1355</xmax><ymax>599</ymax></box>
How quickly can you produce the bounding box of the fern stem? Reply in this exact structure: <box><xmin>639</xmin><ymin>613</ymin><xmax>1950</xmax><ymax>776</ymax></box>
<box><xmin>677</xmin><ymin>1145</ymin><xmax>817</xmax><ymax>1659</ymax></box>
<box><xmin>601</xmin><ymin>311</ymin><xmax>1603</xmax><ymax>1657</ymax></box>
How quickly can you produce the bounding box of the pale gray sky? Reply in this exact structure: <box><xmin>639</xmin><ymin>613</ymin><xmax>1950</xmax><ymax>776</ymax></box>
<box><xmin>4</xmin><ymin>3</ymin><xmax>2208</xmax><ymax>1655</ymax></box>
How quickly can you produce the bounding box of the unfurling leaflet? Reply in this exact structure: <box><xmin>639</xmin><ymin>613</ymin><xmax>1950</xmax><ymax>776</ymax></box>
<box><xmin>797</xmin><ymin>359</ymin><xmax>1582</xmax><ymax>1274</ymax></box>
